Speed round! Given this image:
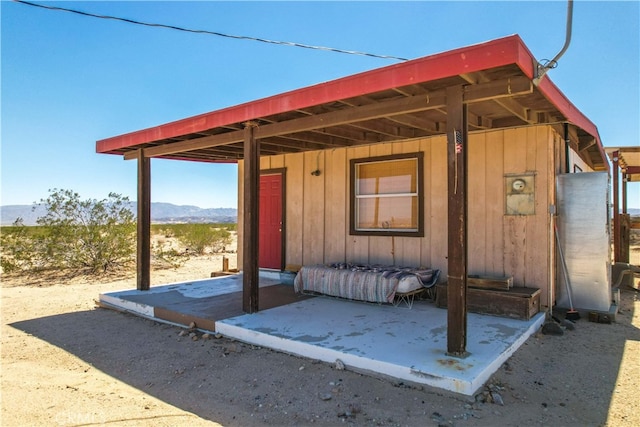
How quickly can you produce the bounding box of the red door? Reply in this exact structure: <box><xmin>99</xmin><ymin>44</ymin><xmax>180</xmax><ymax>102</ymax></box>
<box><xmin>259</xmin><ymin>173</ymin><xmax>283</xmax><ymax>269</ymax></box>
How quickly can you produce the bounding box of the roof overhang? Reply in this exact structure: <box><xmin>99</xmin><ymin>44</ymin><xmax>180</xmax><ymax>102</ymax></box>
<box><xmin>96</xmin><ymin>34</ymin><xmax>608</xmax><ymax>171</ymax></box>
<box><xmin>606</xmin><ymin>147</ymin><xmax>640</xmax><ymax>182</ymax></box>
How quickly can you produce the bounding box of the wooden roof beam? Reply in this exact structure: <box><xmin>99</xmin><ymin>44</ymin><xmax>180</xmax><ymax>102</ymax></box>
<box><xmin>493</xmin><ymin>96</ymin><xmax>532</xmax><ymax>124</ymax></box>
<box><xmin>124</xmin><ymin>76</ymin><xmax>531</xmax><ymax>160</ymax></box>
<box><xmin>467</xmin><ymin>111</ymin><xmax>493</xmax><ymax>129</ymax></box>
<box><xmin>347</xmin><ymin>119</ymin><xmax>419</xmax><ymax>139</ymax></box>
<box><xmin>460</xmin><ymin>72</ymin><xmax>533</xmax><ymax>124</ymax></box>
<box><xmin>311</xmin><ymin>127</ymin><xmax>375</xmax><ymax>144</ymax></box>
<box><xmin>386</xmin><ymin>113</ymin><xmax>439</xmax><ymax>133</ymax></box>
<box><xmin>277</xmin><ymin>132</ymin><xmax>353</xmax><ymax>148</ymax></box>
<box><xmin>124</xmin><ymin>93</ymin><xmax>447</xmax><ymax>159</ymax></box>
<box><xmin>578</xmin><ymin>137</ymin><xmax>596</xmax><ymax>152</ymax></box>
<box><xmin>259</xmin><ymin>136</ymin><xmax>336</xmax><ymax>152</ymax></box>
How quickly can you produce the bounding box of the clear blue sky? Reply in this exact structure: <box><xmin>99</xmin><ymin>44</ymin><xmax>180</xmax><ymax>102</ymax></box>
<box><xmin>2</xmin><ymin>1</ymin><xmax>639</xmax><ymax>209</ymax></box>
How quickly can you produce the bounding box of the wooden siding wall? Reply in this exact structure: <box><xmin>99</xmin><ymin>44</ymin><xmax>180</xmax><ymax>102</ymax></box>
<box><xmin>238</xmin><ymin>125</ymin><xmax>561</xmax><ymax>306</ymax></box>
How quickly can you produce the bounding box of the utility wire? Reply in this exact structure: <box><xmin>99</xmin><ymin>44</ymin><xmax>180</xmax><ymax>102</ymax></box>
<box><xmin>13</xmin><ymin>0</ymin><xmax>409</xmax><ymax>62</ymax></box>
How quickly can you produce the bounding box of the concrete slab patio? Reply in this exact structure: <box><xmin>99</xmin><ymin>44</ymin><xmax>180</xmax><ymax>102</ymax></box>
<box><xmin>98</xmin><ymin>272</ymin><xmax>306</xmax><ymax>331</ymax></box>
<box><xmin>99</xmin><ymin>274</ymin><xmax>545</xmax><ymax>396</ymax></box>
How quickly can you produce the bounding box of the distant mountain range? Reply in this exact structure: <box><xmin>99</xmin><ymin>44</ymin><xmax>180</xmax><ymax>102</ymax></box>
<box><xmin>1</xmin><ymin>203</ymin><xmax>637</xmax><ymax>227</ymax></box>
<box><xmin>0</xmin><ymin>202</ymin><xmax>237</xmax><ymax>226</ymax></box>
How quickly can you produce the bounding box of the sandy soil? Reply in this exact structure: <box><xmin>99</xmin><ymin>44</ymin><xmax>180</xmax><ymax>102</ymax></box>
<box><xmin>2</xmin><ymin>240</ymin><xmax>639</xmax><ymax>426</ymax></box>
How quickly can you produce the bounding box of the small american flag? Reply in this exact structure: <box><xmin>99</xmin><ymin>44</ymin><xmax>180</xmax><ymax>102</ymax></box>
<box><xmin>455</xmin><ymin>129</ymin><xmax>463</xmax><ymax>154</ymax></box>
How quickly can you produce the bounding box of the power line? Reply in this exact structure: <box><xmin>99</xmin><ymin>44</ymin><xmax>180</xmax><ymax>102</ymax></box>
<box><xmin>13</xmin><ymin>0</ymin><xmax>409</xmax><ymax>62</ymax></box>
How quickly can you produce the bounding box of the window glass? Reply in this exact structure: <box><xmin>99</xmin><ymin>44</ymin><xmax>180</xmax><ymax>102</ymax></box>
<box><xmin>351</xmin><ymin>154</ymin><xmax>423</xmax><ymax>236</ymax></box>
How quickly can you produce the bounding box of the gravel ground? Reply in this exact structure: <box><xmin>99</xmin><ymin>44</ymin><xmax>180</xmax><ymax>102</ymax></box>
<box><xmin>2</xmin><ymin>245</ymin><xmax>639</xmax><ymax>426</ymax></box>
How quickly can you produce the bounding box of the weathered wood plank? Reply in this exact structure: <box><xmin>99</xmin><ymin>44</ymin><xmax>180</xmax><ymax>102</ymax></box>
<box><xmin>467</xmin><ymin>275</ymin><xmax>513</xmax><ymax>290</ymax></box>
<box><xmin>136</xmin><ymin>149</ymin><xmax>151</xmax><ymax>291</ymax></box>
<box><xmin>270</xmin><ymin>154</ymin><xmax>285</xmax><ymax>170</ymax></box>
<box><xmin>260</xmin><ymin>156</ymin><xmax>270</xmax><ymax>170</ymax></box>
<box><xmin>303</xmin><ymin>151</ymin><xmax>325</xmax><ymax>264</ymax></box>
<box><xmin>324</xmin><ymin>148</ymin><xmax>347</xmax><ymax>263</ymax></box>
<box><xmin>436</xmin><ymin>284</ymin><xmax>541</xmax><ymax>320</ymax></box>
<box><xmin>526</xmin><ymin>127</ymin><xmax>550</xmax><ymax>296</ymax></box>
<box><xmin>548</xmin><ymin>129</ymin><xmax>562</xmax><ymax>308</ymax></box>
<box><xmin>503</xmin><ymin>127</ymin><xmax>527</xmax><ymax>286</ymax></box>
<box><xmin>428</xmin><ymin>136</ymin><xmax>448</xmax><ymax>274</ymax></box>
<box><xmin>485</xmin><ymin>129</ymin><xmax>505</xmax><ymax>275</ymax></box>
<box><xmin>242</xmin><ymin>123</ymin><xmax>260</xmax><ymax>313</ymax></box>
<box><xmin>468</xmin><ymin>132</ymin><xmax>487</xmax><ymax>274</ymax></box>
<box><xmin>285</xmin><ymin>152</ymin><xmax>304</xmax><ymax>267</ymax></box>
<box><xmin>446</xmin><ymin>85</ymin><xmax>468</xmax><ymax>356</ymax></box>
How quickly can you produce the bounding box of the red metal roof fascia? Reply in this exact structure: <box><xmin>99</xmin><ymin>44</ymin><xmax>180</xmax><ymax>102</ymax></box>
<box><xmin>535</xmin><ymin>77</ymin><xmax>608</xmax><ymax>172</ymax></box>
<box><xmin>507</xmin><ymin>36</ymin><xmax>608</xmax><ymax>171</ymax></box>
<box><xmin>96</xmin><ymin>35</ymin><xmax>530</xmax><ymax>155</ymax></box>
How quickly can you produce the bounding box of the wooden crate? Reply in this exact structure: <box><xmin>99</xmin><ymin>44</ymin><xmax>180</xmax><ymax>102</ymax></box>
<box><xmin>467</xmin><ymin>275</ymin><xmax>513</xmax><ymax>290</ymax></box>
<box><xmin>435</xmin><ymin>284</ymin><xmax>541</xmax><ymax>320</ymax></box>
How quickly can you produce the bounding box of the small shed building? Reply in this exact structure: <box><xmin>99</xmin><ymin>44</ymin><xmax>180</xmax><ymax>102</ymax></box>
<box><xmin>97</xmin><ymin>35</ymin><xmax>610</xmax><ymax>354</ymax></box>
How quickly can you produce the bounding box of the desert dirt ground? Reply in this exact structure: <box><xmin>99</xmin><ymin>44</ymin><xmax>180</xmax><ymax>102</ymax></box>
<box><xmin>1</xmin><ymin>236</ymin><xmax>639</xmax><ymax>426</ymax></box>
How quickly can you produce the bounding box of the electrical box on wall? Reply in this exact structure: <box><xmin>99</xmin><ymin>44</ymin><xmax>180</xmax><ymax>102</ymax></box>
<box><xmin>505</xmin><ymin>173</ymin><xmax>535</xmax><ymax>215</ymax></box>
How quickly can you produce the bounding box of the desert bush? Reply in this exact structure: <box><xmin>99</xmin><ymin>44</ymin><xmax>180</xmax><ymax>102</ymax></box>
<box><xmin>0</xmin><ymin>219</ymin><xmax>44</xmax><ymax>273</ymax></box>
<box><xmin>1</xmin><ymin>189</ymin><xmax>136</xmax><ymax>274</ymax></box>
<box><xmin>172</xmin><ymin>224</ymin><xmax>232</xmax><ymax>255</ymax></box>
<box><xmin>151</xmin><ymin>239</ymin><xmax>186</xmax><ymax>269</ymax></box>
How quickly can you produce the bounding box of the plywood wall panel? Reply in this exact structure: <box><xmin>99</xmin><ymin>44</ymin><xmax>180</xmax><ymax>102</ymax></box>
<box><xmin>285</xmin><ymin>153</ymin><xmax>304</xmax><ymax>267</ymax></box>
<box><xmin>324</xmin><ymin>148</ymin><xmax>347</xmax><ymax>263</ymax></box>
<box><xmin>260</xmin><ymin>156</ymin><xmax>270</xmax><ymax>170</ymax></box>
<box><xmin>303</xmin><ymin>151</ymin><xmax>325</xmax><ymax>264</ymax></box>
<box><xmin>525</xmin><ymin>127</ymin><xmax>550</xmax><ymax>292</ymax></box>
<box><xmin>468</xmin><ymin>133</ymin><xmax>487</xmax><ymax>274</ymax></box>
<box><xmin>503</xmin><ymin>128</ymin><xmax>530</xmax><ymax>286</ymax></box>
<box><xmin>270</xmin><ymin>155</ymin><xmax>285</xmax><ymax>170</ymax></box>
<box><xmin>484</xmin><ymin>130</ymin><xmax>505</xmax><ymax>275</ymax></box>
<box><xmin>428</xmin><ymin>136</ymin><xmax>448</xmax><ymax>275</ymax></box>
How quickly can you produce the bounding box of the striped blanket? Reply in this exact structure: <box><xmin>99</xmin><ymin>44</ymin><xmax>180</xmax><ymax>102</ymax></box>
<box><xmin>293</xmin><ymin>263</ymin><xmax>440</xmax><ymax>304</ymax></box>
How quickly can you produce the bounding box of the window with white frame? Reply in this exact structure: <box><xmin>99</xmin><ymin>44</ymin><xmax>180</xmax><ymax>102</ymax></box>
<box><xmin>350</xmin><ymin>152</ymin><xmax>424</xmax><ymax>236</ymax></box>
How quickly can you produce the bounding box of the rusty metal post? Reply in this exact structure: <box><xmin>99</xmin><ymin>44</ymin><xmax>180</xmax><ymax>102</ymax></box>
<box><xmin>243</xmin><ymin>122</ymin><xmax>260</xmax><ymax>313</ymax></box>
<box><xmin>136</xmin><ymin>148</ymin><xmax>151</xmax><ymax>291</ymax></box>
<box><xmin>446</xmin><ymin>85</ymin><xmax>468</xmax><ymax>357</ymax></box>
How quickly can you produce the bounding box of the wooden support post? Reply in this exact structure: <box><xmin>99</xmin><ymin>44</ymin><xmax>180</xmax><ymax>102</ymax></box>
<box><xmin>446</xmin><ymin>85</ymin><xmax>468</xmax><ymax>357</ymax></box>
<box><xmin>622</xmin><ymin>172</ymin><xmax>627</xmax><ymax>215</ymax></box>
<box><xmin>612</xmin><ymin>150</ymin><xmax>621</xmax><ymax>263</ymax></box>
<box><xmin>243</xmin><ymin>122</ymin><xmax>260</xmax><ymax>313</ymax></box>
<box><xmin>621</xmin><ymin>172</ymin><xmax>630</xmax><ymax>263</ymax></box>
<box><xmin>136</xmin><ymin>149</ymin><xmax>151</xmax><ymax>291</ymax></box>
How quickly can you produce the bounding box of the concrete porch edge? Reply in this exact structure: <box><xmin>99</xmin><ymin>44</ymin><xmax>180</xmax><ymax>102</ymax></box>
<box><xmin>215</xmin><ymin>297</ymin><xmax>546</xmax><ymax>396</ymax></box>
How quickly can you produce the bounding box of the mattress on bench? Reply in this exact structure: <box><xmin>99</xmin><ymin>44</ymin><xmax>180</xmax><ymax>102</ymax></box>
<box><xmin>293</xmin><ymin>263</ymin><xmax>440</xmax><ymax>304</ymax></box>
